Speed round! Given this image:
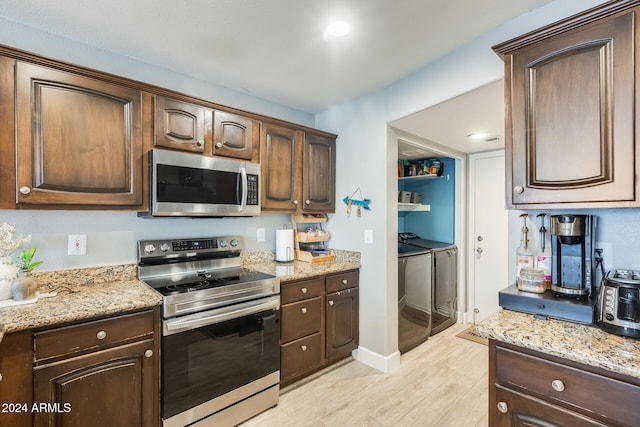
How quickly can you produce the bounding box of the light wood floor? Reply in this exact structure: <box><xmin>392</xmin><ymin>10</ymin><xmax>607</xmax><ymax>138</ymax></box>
<box><xmin>241</xmin><ymin>323</ymin><xmax>488</xmax><ymax>426</ymax></box>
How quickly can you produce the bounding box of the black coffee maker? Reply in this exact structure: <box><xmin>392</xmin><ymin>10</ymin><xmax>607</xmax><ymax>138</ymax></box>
<box><xmin>551</xmin><ymin>215</ymin><xmax>594</xmax><ymax>298</ymax></box>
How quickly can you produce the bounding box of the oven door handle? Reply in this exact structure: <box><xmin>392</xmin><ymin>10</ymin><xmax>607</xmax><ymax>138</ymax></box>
<box><xmin>163</xmin><ymin>295</ymin><xmax>279</xmax><ymax>336</ymax></box>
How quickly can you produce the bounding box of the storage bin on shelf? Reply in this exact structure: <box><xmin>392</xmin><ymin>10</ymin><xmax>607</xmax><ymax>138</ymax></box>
<box><xmin>291</xmin><ymin>213</ymin><xmax>335</xmax><ymax>263</ymax></box>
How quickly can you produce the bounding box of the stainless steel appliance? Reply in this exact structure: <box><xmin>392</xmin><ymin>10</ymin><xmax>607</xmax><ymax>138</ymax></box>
<box><xmin>551</xmin><ymin>215</ymin><xmax>594</xmax><ymax>297</ymax></box>
<box><xmin>140</xmin><ymin>148</ymin><xmax>261</xmax><ymax>217</ymax></box>
<box><xmin>137</xmin><ymin>236</ymin><xmax>280</xmax><ymax>427</ymax></box>
<box><xmin>597</xmin><ymin>269</ymin><xmax>640</xmax><ymax>339</ymax></box>
<box><xmin>398</xmin><ymin>233</ymin><xmax>458</xmax><ymax>337</ymax></box>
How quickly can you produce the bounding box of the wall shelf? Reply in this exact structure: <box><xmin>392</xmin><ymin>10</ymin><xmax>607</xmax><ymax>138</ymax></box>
<box><xmin>398</xmin><ymin>203</ymin><xmax>431</xmax><ymax>212</ymax></box>
<box><xmin>398</xmin><ymin>174</ymin><xmax>443</xmax><ymax>181</ymax></box>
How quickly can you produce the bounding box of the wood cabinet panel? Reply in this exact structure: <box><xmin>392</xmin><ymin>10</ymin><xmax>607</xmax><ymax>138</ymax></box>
<box><xmin>495</xmin><ymin>4</ymin><xmax>639</xmax><ymax>208</ymax></box>
<box><xmin>281</xmin><ymin>277</ymin><xmax>323</xmax><ymax>304</ymax></box>
<box><xmin>303</xmin><ymin>133</ymin><xmax>336</xmax><ymax>212</ymax></box>
<box><xmin>494</xmin><ymin>384</ymin><xmax>607</xmax><ymax>426</ymax></box>
<box><xmin>489</xmin><ymin>340</ymin><xmax>640</xmax><ymax>427</ymax></box>
<box><xmin>261</xmin><ymin>122</ymin><xmax>304</xmax><ymax>211</ymax></box>
<box><xmin>0</xmin><ymin>331</ymin><xmax>33</xmax><ymax>427</ymax></box>
<box><xmin>280</xmin><ymin>297</ymin><xmax>322</xmax><ymax>342</ymax></box>
<box><xmin>15</xmin><ymin>61</ymin><xmax>143</xmax><ymax>206</ymax></box>
<box><xmin>326</xmin><ymin>287</ymin><xmax>359</xmax><ymax>362</ymax></box>
<box><xmin>213</xmin><ymin>110</ymin><xmax>260</xmax><ymax>162</ymax></box>
<box><xmin>154</xmin><ymin>96</ymin><xmax>209</xmax><ymax>153</ymax></box>
<box><xmin>326</xmin><ymin>269</ymin><xmax>359</xmax><ymax>293</ymax></box>
<box><xmin>33</xmin><ymin>339</ymin><xmax>156</xmax><ymax>427</ymax></box>
<box><xmin>34</xmin><ymin>310</ymin><xmax>154</xmax><ymax>364</ymax></box>
<box><xmin>280</xmin><ymin>333</ymin><xmax>323</xmax><ymax>381</ymax></box>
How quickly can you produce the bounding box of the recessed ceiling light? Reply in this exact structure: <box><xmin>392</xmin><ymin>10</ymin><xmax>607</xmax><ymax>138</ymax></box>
<box><xmin>327</xmin><ymin>21</ymin><xmax>350</xmax><ymax>37</ymax></box>
<box><xmin>467</xmin><ymin>132</ymin><xmax>490</xmax><ymax>140</ymax></box>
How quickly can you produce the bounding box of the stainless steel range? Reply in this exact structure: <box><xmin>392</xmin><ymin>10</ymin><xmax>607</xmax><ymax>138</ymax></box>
<box><xmin>137</xmin><ymin>236</ymin><xmax>280</xmax><ymax>427</ymax></box>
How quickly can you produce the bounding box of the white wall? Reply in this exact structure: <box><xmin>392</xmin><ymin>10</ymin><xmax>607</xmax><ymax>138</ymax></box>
<box><xmin>316</xmin><ymin>0</ymin><xmax>608</xmax><ymax>371</ymax></box>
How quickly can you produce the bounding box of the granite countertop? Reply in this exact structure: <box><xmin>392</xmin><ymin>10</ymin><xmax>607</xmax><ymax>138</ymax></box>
<box><xmin>0</xmin><ymin>264</ymin><xmax>162</xmax><ymax>339</ymax></box>
<box><xmin>0</xmin><ymin>250</ymin><xmax>360</xmax><ymax>343</ymax></box>
<box><xmin>242</xmin><ymin>249</ymin><xmax>361</xmax><ymax>282</ymax></box>
<box><xmin>475</xmin><ymin>309</ymin><xmax>640</xmax><ymax>379</ymax></box>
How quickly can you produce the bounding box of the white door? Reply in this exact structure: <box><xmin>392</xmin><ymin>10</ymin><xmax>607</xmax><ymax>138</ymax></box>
<box><xmin>469</xmin><ymin>151</ymin><xmax>508</xmax><ymax>322</ymax></box>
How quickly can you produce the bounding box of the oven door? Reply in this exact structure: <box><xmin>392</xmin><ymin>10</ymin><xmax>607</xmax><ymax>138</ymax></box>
<box><xmin>162</xmin><ymin>296</ymin><xmax>280</xmax><ymax>426</ymax></box>
<box><xmin>149</xmin><ymin>148</ymin><xmax>260</xmax><ymax>217</ymax></box>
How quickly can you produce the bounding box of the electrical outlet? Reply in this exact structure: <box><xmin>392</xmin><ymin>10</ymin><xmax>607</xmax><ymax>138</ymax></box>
<box><xmin>256</xmin><ymin>228</ymin><xmax>266</xmax><ymax>242</ymax></box>
<box><xmin>364</xmin><ymin>229</ymin><xmax>373</xmax><ymax>244</ymax></box>
<box><xmin>68</xmin><ymin>235</ymin><xmax>87</xmax><ymax>255</ymax></box>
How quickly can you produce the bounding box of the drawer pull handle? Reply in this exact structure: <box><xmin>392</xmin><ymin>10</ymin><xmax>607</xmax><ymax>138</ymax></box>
<box><xmin>301</xmin><ymin>345</ymin><xmax>307</xmax><ymax>352</ymax></box>
<box><xmin>341</xmin><ymin>279</ymin><xmax>348</xmax><ymax>285</ymax></box>
<box><xmin>497</xmin><ymin>401</ymin><xmax>508</xmax><ymax>413</ymax></box>
<box><xmin>551</xmin><ymin>379</ymin><xmax>565</xmax><ymax>392</ymax></box>
<box><xmin>145</xmin><ymin>349</ymin><xmax>153</xmax><ymax>358</ymax></box>
<box><xmin>301</xmin><ymin>307</ymin><xmax>307</xmax><ymax>314</ymax></box>
<box><xmin>96</xmin><ymin>330</ymin><xmax>107</xmax><ymax>340</ymax></box>
<box><xmin>329</xmin><ymin>300</ymin><xmax>334</xmax><ymax>306</ymax></box>
<box><xmin>301</xmin><ymin>287</ymin><xmax>308</xmax><ymax>294</ymax></box>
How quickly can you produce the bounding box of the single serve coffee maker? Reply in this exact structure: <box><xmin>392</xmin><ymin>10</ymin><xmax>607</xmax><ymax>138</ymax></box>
<box><xmin>551</xmin><ymin>215</ymin><xmax>594</xmax><ymax>298</ymax></box>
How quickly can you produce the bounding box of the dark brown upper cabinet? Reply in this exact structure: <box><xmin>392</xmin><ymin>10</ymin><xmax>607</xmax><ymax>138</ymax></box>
<box><xmin>494</xmin><ymin>2</ymin><xmax>640</xmax><ymax>208</ymax></box>
<box><xmin>15</xmin><ymin>61</ymin><xmax>144</xmax><ymax>206</ymax></box>
<box><xmin>213</xmin><ymin>111</ymin><xmax>260</xmax><ymax>162</ymax></box>
<box><xmin>154</xmin><ymin>95</ymin><xmax>210</xmax><ymax>154</ymax></box>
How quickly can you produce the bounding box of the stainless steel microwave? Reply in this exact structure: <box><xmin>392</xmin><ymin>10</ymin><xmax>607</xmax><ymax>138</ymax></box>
<box><xmin>141</xmin><ymin>149</ymin><xmax>260</xmax><ymax>217</ymax></box>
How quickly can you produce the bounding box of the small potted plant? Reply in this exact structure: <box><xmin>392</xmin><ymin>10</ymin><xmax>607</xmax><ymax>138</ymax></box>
<box><xmin>12</xmin><ymin>247</ymin><xmax>43</xmax><ymax>301</ymax></box>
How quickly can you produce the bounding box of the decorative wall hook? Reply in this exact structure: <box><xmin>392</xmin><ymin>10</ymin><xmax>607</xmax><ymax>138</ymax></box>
<box><xmin>343</xmin><ymin>187</ymin><xmax>371</xmax><ymax>218</ymax></box>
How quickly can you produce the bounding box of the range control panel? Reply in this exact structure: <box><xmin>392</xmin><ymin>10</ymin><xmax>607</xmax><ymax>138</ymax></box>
<box><xmin>138</xmin><ymin>236</ymin><xmax>242</xmax><ymax>261</ymax></box>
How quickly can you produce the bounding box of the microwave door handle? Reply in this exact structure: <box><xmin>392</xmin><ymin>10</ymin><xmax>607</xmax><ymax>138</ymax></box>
<box><xmin>238</xmin><ymin>166</ymin><xmax>248</xmax><ymax>211</ymax></box>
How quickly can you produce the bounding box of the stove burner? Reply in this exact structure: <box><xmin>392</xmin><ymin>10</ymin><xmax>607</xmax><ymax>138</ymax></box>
<box><xmin>166</xmin><ymin>281</ymin><xmax>210</xmax><ymax>293</ymax></box>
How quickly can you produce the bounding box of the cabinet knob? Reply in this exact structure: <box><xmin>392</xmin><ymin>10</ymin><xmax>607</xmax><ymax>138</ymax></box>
<box><xmin>196</xmin><ymin>140</ymin><xmax>204</xmax><ymax>147</ymax></box>
<box><xmin>513</xmin><ymin>185</ymin><xmax>524</xmax><ymax>194</ymax></box>
<box><xmin>497</xmin><ymin>401</ymin><xmax>508</xmax><ymax>414</ymax></box>
<box><xmin>145</xmin><ymin>349</ymin><xmax>153</xmax><ymax>358</ymax></box>
<box><xmin>551</xmin><ymin>379</ymin><xmax>565</xmax><ymax>392</ymax></box>
<box><xmin>215</xmin><ymin>142</ymin><xmax>223</xmax><ymax>149</ymax></box>
<box><xmin>292</xmin><ymin>199</ymin><xmax>299</xmax><ymax>206</ymax></box>
<box><xmin>301</xmin><ymin>287</ymin><xmax>307</xmax><ymax>294</ymax></box>
<box><xmin>301</xmin><ymin>345</ymin><xmax>307</xmax><ymax>352</ymax></box>
<box><xmin>0</xmin><ymin>373</ymin><xmax>3</xmax><ymax>382</ymax></box>
<box><xmin>304</xmin><ymin>199</ymin><xmax>311</xmax><ymax>205</ymax></box>
<box><xmin>96</xmin><ymin>330</ymin><xmax>107</xmax><ymax>340</ymax></box>
<box><xmin>341</xmin><ymin>279</ymin><xmax>348</xmax><ymax>285</ymax></box>
<box><xmin>329</xmin><ymin>300</ymin><xmax>334</xmax><ymax>306</ymax></box>
<box><xmin>19</xmin><ymin>186</ymin><xmax>31</xmax><ymax>195</ymax></box>
<box><xmin>301</xmin><ymin>307</ymin><xmax>307</xmax><ymax>314</ymax></box>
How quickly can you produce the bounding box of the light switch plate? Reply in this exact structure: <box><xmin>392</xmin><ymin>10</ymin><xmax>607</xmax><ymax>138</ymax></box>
<box><xmin>256</xmin><ymin>228</ymin><xmax>266</xmax><ymax>242</ymax></box>
<box><xmin>364</xmin><ymin>229</ymin><xmax>373</xmax><ymax>244</ymax></box>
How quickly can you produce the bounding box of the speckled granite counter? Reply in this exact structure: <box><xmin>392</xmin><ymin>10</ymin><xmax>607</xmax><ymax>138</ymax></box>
<box><xmin>0</xmin><ymin>264</ymin><xmax>161</xmax><ymax>338</ymax></box>
<box><xmin>475</xmin><ymin>309</ymin><xmax>640</xmax><ymax>379</ymax></box>
<box><xmin>242</xmin><ymin>249</ymin><xmax>361</xmax><ymax>282</ymax></box>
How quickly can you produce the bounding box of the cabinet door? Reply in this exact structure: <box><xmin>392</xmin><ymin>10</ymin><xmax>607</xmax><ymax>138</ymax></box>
<box><xmin>33</xmin><ymin>339</ymin><xmax>156</xmax><ymax>427</ymax></box>
<box><xmin>493</xmin><ymin>385</ymin><xmax>607</xmax><ymax>426</ymax></box>
<box><xmin>0</xmin><ymin>331</ymin><xmax>33</xmax><ymax>427</ymax></box>
<box><xmin>155</xmin><ymin>95</ymin><xmax>209</xmax><ymax>153</ymax></box>
<box><xmin>15</xmin><ymin>61</ymin><xmax>143</xmax><ymax>206</ymax></box>
<box><xmin>326</xmin><ymin>287</ymin><xmax>359</xmax><ymax>362</ymax></box>
<box><xmin>508</xmin><ymin>10</ymin><xmax>635</xmax><ymax>206</ymax></box>
<box><xmin>261</xmin><ymin>122</ymin><xmax>304</xmax><ymax>211</ymax></box>
<box><xmin>213</xmin><ymin>111</ymin><xmax>260</xmax><ymax>162</ymax></box>
<box><xmin>303</xmin><ymin>133</ymin><xmax>336</xmax><ymax>212</ymax></box>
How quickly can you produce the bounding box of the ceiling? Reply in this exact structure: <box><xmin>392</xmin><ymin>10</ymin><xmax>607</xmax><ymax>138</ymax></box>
<box><xmin>0</xmin><ymin>0</ymin><xmax>554</xmax><ymax>115</ymax></box>
<box><xmin>394</xmin><ymin>80</ymin><xmax>505</xmax><ymax>159</ymax></box>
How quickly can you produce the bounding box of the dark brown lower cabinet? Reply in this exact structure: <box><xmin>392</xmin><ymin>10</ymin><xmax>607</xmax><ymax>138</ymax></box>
<box><xmin>280</xmin><ymin>270</ymin><xmax>359</xmax><ymax>386</ymax></box>
<box><xmin>33</xmin><ymin>339</ymin><xmax>155</xmax><ymax>427</ymax></box>
<box><xmin>0</xmin><ymin>331</ymin><xmax>33</xmax><ymax>427</ymax></box>
<box><xmin>490</xmin><ymin>340</ymin><xmax>640</xmax><ymax>427</ymax></box>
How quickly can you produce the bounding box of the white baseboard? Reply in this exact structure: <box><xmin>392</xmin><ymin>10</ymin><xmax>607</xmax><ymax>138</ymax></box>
<box><xmin>352</xmin><ymin>346</ymin><xmax>401</xmax><ymax>373</ymax></box>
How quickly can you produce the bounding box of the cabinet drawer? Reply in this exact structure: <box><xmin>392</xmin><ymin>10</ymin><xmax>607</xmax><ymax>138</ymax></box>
<box><xmin>281</xmin><ymin>277</ymin><xmax>323</xmax><ymax>304</ymax></box>
<box><xmin>281</xmin><ymin>333</ymin><xmax>322</xmax><ymax>381</ymax></box>
<box><xmin>281</xmin><ymin>297</ymin><xmax>322</xmax><ymax>342</ymax></box>
<box><xmin>34</xmin><ymin>310</ymin><xmax>154</xmax><ymax>364</ymax></box>
<box><xmin>495</xmin><ymin>346</ymin><xmax>640</xmax><ymax>426</ymax></box>
<box><xmin>326</xmin><ymin>270</ymin><xmax>359</xmax><ymax>293</ymax></box>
